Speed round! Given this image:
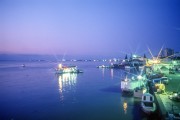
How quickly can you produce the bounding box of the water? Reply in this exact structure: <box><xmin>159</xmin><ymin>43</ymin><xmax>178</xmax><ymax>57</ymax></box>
<box><xmin>0</xmin><ymin>61</ymin><xmax>155</xmax><ymax>120</ymax></box>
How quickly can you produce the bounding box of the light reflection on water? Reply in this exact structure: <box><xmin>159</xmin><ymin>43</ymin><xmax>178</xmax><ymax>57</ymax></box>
<box><xmin>110</xmin><ymin>69</ymin><xmax>114</xmax><ymax>79</ymax></box>
<box><xmin>58</xmin><ymin>73</ymin><xmax>77</xmax><ymax>102</ymax></box>
<box><xmin>123</xmin><ymin>101</ymin><xmax>128</xmax><ymax>114</ymax></box>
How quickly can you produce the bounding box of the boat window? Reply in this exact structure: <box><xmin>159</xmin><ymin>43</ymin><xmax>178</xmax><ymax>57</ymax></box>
<box><xmin>150</xmin><ymin>96</ymin><xmax>152</xmax><ymax>101</ymax></box>
<box><xmin>144</xmin><ymin>102</ymin><xmax>153</xmax><ymax>107</ymax></box>
<box><xmin>143</xmin><ymin>96</ymin><xmax>146</xmax><ymax>100</ymax></box>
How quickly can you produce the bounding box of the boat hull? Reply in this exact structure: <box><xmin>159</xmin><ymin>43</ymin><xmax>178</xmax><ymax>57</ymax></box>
<box><xmin>141</xmin><ymin>102</ymin><xmax>156</xmax><ymax>114</ymax></box>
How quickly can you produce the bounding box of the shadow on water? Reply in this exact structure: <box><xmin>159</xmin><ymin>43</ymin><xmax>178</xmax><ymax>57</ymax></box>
<box><xmin>100</xmin><ymin>85</ymin><xmax>121</xmax><ymax>93</ymax></box>
<box><xmin>122</xmin><ymin>91</ymin><xmax>134</xmax><ymax>97</ymax></box>
<box><xmin>100</xmin><ymin>84</ymin><xmax>135</xmax><ymax>97</ymax></box>
<box><xmin>132</xmin><ymin>98</ymin><xmax>146</xmax><ymax>120</ymax></box>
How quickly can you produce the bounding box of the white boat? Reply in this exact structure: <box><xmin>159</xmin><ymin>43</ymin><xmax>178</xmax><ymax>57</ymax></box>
<box><xmin>121</xmin><ymin>78</ymin><xmax>140</xmax><ymax>92</ymax></box>
<box><xmin>55</xmin><ymin>64</ymin><xmax>83</xmax><ymax>74</ymax></box>
<box><xmin>141</xmin><ymin>93</ymin><xmax>156</xmax><ymax>114</ymax></box>
<box><xmin>121</xmin><ymin>75</ymin><xmax>146</xmax><ymax>92</ymax></box>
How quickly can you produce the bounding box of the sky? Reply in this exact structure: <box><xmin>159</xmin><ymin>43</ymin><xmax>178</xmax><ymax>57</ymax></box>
<box><xmin>0</xmin><ymin>0</ymin><xmax>180</xmax><ymax>59</ymax></box>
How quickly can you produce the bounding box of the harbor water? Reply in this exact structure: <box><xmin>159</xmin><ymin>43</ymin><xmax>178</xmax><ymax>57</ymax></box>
<box><xmin>0</xmin><ymin>61</ymin><xmax>158</xmax><ymax>120</ymax></box>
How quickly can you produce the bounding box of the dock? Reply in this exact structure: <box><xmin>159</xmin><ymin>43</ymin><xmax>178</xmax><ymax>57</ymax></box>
<box><xmin>149</xmin><ymin>73</ymin><xmax>180</xmax><ymax>120</ymax></box>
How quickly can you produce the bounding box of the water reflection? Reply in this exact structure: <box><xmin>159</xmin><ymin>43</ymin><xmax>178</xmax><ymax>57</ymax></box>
<box><xmin>123</xmin><ymin>101</ymin><xmax>128</xmax><ymax>114</ymax></box>
<box><xmin>102</xmin><ymin>68</ymin><xmax>105</xmax><ymax>78</ymax></box>
<box><xmin>100</xmin><ymin>68</ymin><xmax>114</xmax><ymax>79</ymax></box>
<box><xmin>110</xmin><ymin>69</ymin><xmax>113</xmax><ymax>79</ymax></box>
<box><xmin>58</xmin><ymin>73</ymin><xmax>77</xmax><ymax>101</ymax></box>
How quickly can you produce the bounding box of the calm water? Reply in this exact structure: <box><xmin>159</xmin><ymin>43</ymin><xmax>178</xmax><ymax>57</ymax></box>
<box><xmin>0</xmin><ymin>61</ymin><xmax>156</xmax><ymax>120</ymax></box>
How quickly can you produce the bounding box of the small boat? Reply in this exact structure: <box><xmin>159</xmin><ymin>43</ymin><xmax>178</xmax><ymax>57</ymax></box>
<box><xmin>97</xmin><ymin>65</ymin><xmax>110</xmax><ymax>68</ymax></box>
<box><xmin>141</xmin><ymin>93</ymin><xmax>156</xmax><ymax>114</ymax></box>
<box><xmin>55</xmin><ymin>64</ymin><xmax>83</xmax><ymax>74</ymax></box>
<box><xmin>21</xmin><ymin>64</ymin><xmax>26</xmax><ymax>67</ymax></box>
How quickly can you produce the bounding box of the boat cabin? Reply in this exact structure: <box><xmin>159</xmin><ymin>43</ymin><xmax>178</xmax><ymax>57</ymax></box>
<box><xmin>142</xmin><ymin>93</ymin><xmax>154</xmax><ymax>102</ymax></box>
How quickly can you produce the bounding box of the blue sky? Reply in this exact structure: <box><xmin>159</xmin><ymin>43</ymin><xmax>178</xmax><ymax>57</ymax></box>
<box><xmin>0</xmin><ymin>0</ymin><xmax>180</xmax><ymax>58</ymax></box>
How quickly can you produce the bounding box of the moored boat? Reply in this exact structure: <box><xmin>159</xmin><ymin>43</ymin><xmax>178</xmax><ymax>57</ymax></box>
<box><xmin>121</xmin><ymin>78</ymin><xmax>139</xmax><ymax>92</ymax></box>
<box><xmin>141</xmin><ymin>93</ymin><xmax>156</xmax><ymax>114</ymax></box>
<box><xmin>121</xmin><ymin>75</ymin><xmax>147</xmax><ymax>93</ymax></box>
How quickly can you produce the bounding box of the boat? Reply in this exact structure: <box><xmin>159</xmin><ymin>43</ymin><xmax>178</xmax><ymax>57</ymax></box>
<box><xmin>121</xmin><ymin>75</ymin><xmax>147</xmax><ymax>92</ymax></box>
<box><xmin>55</xmin><ymin>64</ymin><xmax>83</xmax><ymax>74</ymax></box>
<box><xmin>121</xmin><ymin>78</ymin><xmax>140</xmax><ymax>92</ymax></box>
<box><xmin>141</xmin><ymin>93</ymin><xmax>156</xmax><ymax>114</ymax></box>
<box><xmin>97</xmin><ymin>65</ymin><xmax>110</xmax><ymax>68</ymax></box>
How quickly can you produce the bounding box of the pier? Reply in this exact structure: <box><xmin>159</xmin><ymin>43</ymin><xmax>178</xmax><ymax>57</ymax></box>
<box><xmin>148</xmin><ymin>73</ymin><xmax>180</xmax><ymax>119</ymax></box>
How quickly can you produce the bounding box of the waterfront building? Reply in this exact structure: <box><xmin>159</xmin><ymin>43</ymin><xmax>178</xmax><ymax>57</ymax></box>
<box><xmin>161</xmin><ymin>48</ymin><xmax>174</xmax><ymax>58</ymax></box>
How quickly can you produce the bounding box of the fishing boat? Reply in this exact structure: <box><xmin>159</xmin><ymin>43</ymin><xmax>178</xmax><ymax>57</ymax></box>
<box><xmin>55</xmin><ymin>64</ymin><xmax>83</xmax><ymax>74</ymax></box>
<box><xmin>121</xmin><ymin>77</ymin><xmax>140</xmax><ymax>92</ymax></box>
<box><xmin>141</xmin><ymin>93</ymin><xmax>156</xmax><ymax>114</ymax></box>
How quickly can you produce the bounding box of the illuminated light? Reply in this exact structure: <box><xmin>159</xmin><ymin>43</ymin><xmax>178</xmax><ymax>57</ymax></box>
<box><xmin>143</xmin><ymin>88</ymin><xmax>146</xmax><ymax>94</ymax></box>
<box><xmin>58</xmin><ymin>76</ymin><xmax>63</xmax><ymax>93</ymax></box>
<box><xmin>154</xmin><ymin>60</ymin><xmax>158</xmax><ymax>63</ymax></box>
<box><xmin>133</xmin><ymin>55</ymin><xmax>137</xmax><ymax>58</ymax></box>
<box><xmin>110</xmin><ymin>69</ymin><xmax>114</xmax><ymax>79</ymax></box>
<box><xmin>137</xmin><ymin>75</ymin><xmax>142</xmax><ymax>80</ymax></box>
<box><xmin>152</xmin><ymin>59</ymin><xmax>160</xmax><ymax>64</ymax></box>
<box><xmin>58</xmin><ymin>64</ymin><xmax>62</xmax><ymax>69</ymax></box>
<box><xmin>172</xmin><ymin>61</ymin><xmax>177</xmax><ymax>64</ymax></box>
<box><xmin>124</xmin><ymin>78</ymin><xmax>128</xmax><ymax>85</ymax></box>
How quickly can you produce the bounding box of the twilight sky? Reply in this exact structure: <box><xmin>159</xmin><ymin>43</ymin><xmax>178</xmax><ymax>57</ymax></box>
<box><xmin>0</xmin><ymin>0</ymin><xmax>180</xmax><ymax>58</ymax></box>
